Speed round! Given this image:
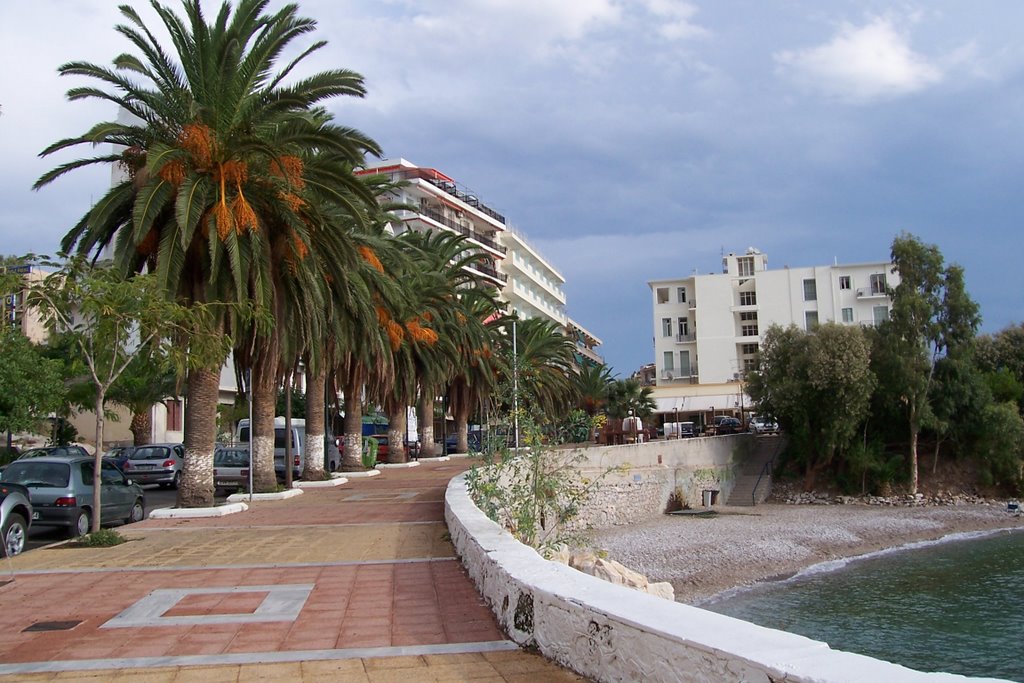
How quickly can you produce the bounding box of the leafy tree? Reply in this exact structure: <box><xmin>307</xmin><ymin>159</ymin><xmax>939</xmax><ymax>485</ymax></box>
<box><xmin>747</xmin><ymin>323</ymin><xmax>875</xmax><ymax>491</ymax></box>
<box><xmin>27</xmin><ymin>259</ymin><xmax>205</xmax><ymax>531</ymax></box>
<box><xmin>0</xmin><ymin>327</ymin><xmax>65</xmax><ymax>439</ymax></box>
<box><xmin>876</xmin><ymin>233</ymin><xmax>980</xmax><ymax>493</ymax></box>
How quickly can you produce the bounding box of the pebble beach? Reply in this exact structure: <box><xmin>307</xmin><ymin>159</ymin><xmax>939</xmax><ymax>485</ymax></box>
<box><xmin>589</xmin><ymin>501</ymin><xmax>1024</xmax><ymax>605</ymax></box>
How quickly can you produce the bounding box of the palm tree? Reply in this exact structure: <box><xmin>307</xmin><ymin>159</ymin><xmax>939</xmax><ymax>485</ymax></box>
<box><xmin>573</xmin><ymin>363</ymin><xmax>613</xmax><ymax>417</ymax></box>
<box><xmin>446</xmin><ymin>290</ymin><xmax>505</xmax><ymax>453</ymax></box>
<box><xmin>37</xmin><ymin>0</ymin><xmax>380</xmax><ymax>506</ymax></box>
<box><xmin>606</xmin><ymin>378</ymin><xmax>656</xmax><ymax>420</ymax></box>
<box><xmin>500</xmin><ymin>317</ymin><xmax>578</xmax><ymax>420</ymax></box>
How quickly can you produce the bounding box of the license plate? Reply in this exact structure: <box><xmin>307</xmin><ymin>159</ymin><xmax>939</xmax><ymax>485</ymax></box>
<box><xmin>215</xmin><ymin>480</ymin><xmax>232</xmax><ymax>487</ymax></box>
<box><xmin>135</xmin><ymin>464</ymin><xmax>155</xmax><ymax>469</ymax></box>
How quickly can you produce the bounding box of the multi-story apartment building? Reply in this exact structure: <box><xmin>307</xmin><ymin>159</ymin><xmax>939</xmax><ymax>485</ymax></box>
<box><xmin>647</xmin><ymin>247</ymin><xmax>896</xmax><ymax>422</ymax></box>
<box><xmin>359</xmin><ymin>158</ymin><xmax>509</xmax><ymax>288</ymax></box>
<box><xmin>361</xmin><ymin>158</ymin><xmax>603</xmax><ymax>366</ymax></box>
<box><xmin>499</xmin><ymin>224</ymin><xmax>567</xmax><ymax>327</ymax></box>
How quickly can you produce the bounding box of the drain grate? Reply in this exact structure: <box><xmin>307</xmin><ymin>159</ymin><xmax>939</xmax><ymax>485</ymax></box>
<box><xmin>23</xmin><ymin>620</ymin><xmax>82</xmax><ymax>632</ymax></box>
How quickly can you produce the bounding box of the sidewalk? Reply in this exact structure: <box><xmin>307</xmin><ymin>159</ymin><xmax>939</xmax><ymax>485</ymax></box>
<box><xmin>0</xmin><ymin>459</ymin><xmax>585</xmax><ymax>682</ymax></box>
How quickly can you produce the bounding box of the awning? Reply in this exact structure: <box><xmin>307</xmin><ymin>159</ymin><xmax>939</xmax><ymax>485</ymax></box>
<box><xmin>654</xmin><ymin>395</ymin><xmax>744</xmax><ymax>414</ymax></box>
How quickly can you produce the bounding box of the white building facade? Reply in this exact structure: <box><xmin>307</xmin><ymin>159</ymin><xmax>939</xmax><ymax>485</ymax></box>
<box><xmin>648</xmin><ymin>248</ymin><xmax>896</xmax><ymax>421</ymax></box>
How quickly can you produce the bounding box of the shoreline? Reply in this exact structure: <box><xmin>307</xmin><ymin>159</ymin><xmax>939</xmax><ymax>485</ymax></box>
<box><xmin>588</xmin><ymin>502</ymin><xmax>1024</xmax><ymax>605</ymax></box>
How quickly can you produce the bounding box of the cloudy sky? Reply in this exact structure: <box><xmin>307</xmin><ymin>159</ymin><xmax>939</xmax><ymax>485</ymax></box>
<box><xmin>2</xmin><ymin>1</ymin><xmax>1022</xmax><ymax>374</ymax></box>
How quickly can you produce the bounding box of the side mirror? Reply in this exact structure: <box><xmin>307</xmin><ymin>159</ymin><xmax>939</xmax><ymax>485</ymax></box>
<box><xmin>125</xmin><ymin>479</ymin><xmax>134</xmax><ymax>487</ymax></box>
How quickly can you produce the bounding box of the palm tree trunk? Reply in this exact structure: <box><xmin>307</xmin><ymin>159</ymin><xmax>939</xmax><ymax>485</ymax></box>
<box><xmin>251</xmin><ymin>336</ymin><xmax>279</xmax><ymax>493</ymax></box>
<box><xmin>303</xmin><ymin>366</ymin><xmax>326</xmax><ymax>480</ymax></box>
<box><xmin>341</xmin><ymin>366</ymin><xmax>365</xmax><ymax>470</ymax></box>
<box><xmin>178</xmin><ymin>366</ymin><xmax>219</xmax><ymax>508</ymax></box>
<box><xmin>387</xmin><ymin>404</ymin><xmax>407</xmax><ymax>464</ymax></box>
<box><xmin>418</xmin><ymin>389</ymin><xmax>435</xmax><ymax>457</ymax></box>
<box><xmin>129</xmin><ymin>409</ymin><xmax>151</xmax><ymax>446</ymax></box>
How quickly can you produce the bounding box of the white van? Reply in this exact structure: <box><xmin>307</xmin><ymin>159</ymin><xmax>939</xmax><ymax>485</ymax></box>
<box><xmin>235</xmin><ymin>417</ymin><xmax>341</xmax><ymax>479</ymax></box>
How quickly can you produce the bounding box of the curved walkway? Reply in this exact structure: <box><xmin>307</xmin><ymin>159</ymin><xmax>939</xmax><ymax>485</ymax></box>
<box><xmin>0</xmin><ymin>459</ymin><xmax>585</xmax><ymax>682</ymax></box>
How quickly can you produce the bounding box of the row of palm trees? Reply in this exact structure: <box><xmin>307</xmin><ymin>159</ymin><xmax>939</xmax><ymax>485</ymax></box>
<box><xmin>35</xmin><ymin>0</ymin><xmax>591</xmax><ymax>506</ymax></box>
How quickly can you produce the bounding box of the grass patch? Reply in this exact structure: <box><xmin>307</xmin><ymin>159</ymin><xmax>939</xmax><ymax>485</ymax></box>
<box><xmin>77</xmin><ymin>529</ymin><xmax>127</xmax><ymax>547</ymax></box>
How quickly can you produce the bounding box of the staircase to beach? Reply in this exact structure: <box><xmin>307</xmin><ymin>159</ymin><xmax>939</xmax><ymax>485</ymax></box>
<box><xmin>726</xmin><ymin>435</ymin><xmax>783</xmax><ymax>506</ymax></box>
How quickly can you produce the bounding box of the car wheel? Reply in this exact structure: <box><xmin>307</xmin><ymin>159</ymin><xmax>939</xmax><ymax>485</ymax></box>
<box><xmin>126</xmin><ymin>499</ymin><xmax>144</xmax><ymax>524</ymax></box>
<box><xmin>171</xmin><ymin>471</ymin><xmax>181</xmax><ymax>490</ymax></box>
<box><xmin>69</xmin><ymin>509</ymin><xmax>90</xmax><ymax>538</ymax></box>
<box><xmin>2</xmin><ymin>513</ymin><xmax>27</xmax><ymax>557</ymax></box>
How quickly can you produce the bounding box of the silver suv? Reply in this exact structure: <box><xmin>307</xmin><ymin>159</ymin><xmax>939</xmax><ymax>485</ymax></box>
<box><xmin>122</xmin><ymin>443</ymin><xmax>185</xmax><ymax>488</ymax></box>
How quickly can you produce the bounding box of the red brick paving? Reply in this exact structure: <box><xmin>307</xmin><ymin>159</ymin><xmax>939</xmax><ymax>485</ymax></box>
<box><xmin>0</xmin><ymin>459</ymin><xmax>508</xmax><ymax>668</ymax></box>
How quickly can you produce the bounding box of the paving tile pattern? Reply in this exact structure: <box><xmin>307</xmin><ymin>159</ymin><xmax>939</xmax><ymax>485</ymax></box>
<box><xmin>0</xmin><ymin>459</ymin><xmax>588</xmax><ymax>681</ymax></box>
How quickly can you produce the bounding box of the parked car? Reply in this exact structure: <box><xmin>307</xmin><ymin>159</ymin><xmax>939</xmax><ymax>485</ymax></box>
<box><xmin>18</xmin><ymin>445</ymin><xmax>90</xmax><ymax>460</ymax></box>
<box><xmin>370</xmin><ymin>435</ymin><xmax>420</xmax><ymax>462</ymax></box>
<box><xmin>748</xmin><ymin>415</ymin><xmax>779</xmax><ymax>434</ymax></box>
<box><xmin>444</xmin><ymin>432</ymin><xmax>482</xmax><ymax>454</ymax></box>
<box><xmin>0</xmin><ymin>454</ymin><xmax>144</xmax><ymax>538</ymax></box>
<box><xmin>678</xmin><ymin>421</ymin><xmax>696</xmax><ymax>438</ymax></box>
<box><xmin>0</xmin><ymin>481</ymin><xmax>32</xmax><ymax>556</ymax></box>
<box><xmin>213</xmin><ymin>445</ymin><xmax>250</xmax><ymax>493</ymax></box>
<box><xmin>121</xmin><ymin>443</ymin><xmax>185</xmax><ymax>489</ymax></box>
<box><xmin>714</xmin><ymin>417</ymin><xmax>743</xmax><ymax>435</ymax></box>
<box><xmin>102</xmin><ymin>445</ymin><xmax>135</xmax><ymax>471</ymax></box>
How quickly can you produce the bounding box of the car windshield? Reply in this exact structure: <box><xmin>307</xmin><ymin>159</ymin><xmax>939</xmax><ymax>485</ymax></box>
<box><xmin>132</xmin><ymin>446</ymin><xmax>171</xmax><ymax>460</ymax></box>
<box><xmin>2</xmin><ymin>461</ymin><xmax>71</xmax><ymax>487</ymax></box>
<box><xmin>215</xmin><ymin>450</ymin><xmax>249</xmax><ymax>467</ymax></box>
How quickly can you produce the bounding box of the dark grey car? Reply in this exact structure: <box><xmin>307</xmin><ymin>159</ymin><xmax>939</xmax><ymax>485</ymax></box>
<box><xmin>1</xmin><ymin>455</ymin><xmax>145</xmax><ymax>538</ymax></box>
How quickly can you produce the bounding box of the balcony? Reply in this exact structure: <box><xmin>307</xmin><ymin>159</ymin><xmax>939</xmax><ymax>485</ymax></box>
<box><xmin>469</xmin><ymin>262</ymin><xmax>508</xmax><ymax>284</ymax></box>
<box><xmin>856</xmin><ymin>287</ymin><xmax>888</xmax><ymax>299</ymax></box>
<box><xmin>420</xmin><ymin>209</ymin><xmax>507</xmax><ymax>254</ymax></box>
<box><xmin>675</xmin><ymin>333</ymin><xmax>695</xmax><ymax>343</ymax></box>
<box><xmin>661</xmin><ymin>365</ymin><xmax>698</xmax><ymax>381</ymax></box>
<box><xmin>384</xmin><ymin>169</ymin><xmax>505</xmax><ymax>225</ymax></box>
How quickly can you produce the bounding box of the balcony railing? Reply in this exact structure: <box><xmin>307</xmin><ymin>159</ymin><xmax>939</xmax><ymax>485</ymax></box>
<box><xmin>856</xmin><ymin>287</ymin><xmax>888</xmax><ymax>299</ymax></box>
<box><xmin>470</xmin><ymin>262</ymin><xmax>508</xmax><ymax>284</ymax></box>
<box><xmin>382</xmin><ymin>168</ymin><xmax>506</xmax><ymax>224</ymax></box>
<box><xmin>675</xmin><ymin>333</ymin><xmax>695</xmax><ymax>343</ymax></box>
<box><xmin>421</xmin><ymin>209</ymin><xmax>507</xmax><ymax>254</ymax></box>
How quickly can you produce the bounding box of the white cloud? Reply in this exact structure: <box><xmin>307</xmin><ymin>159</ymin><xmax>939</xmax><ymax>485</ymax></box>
<box><xmin>639</xmin><ymin>0</ymin><xmax>707</xmax><ymax>41</ymax></box>
<box><xmin>774</xmin><ymin>17</ymin><xmax>942</xmax><ymax>103</ymax></box>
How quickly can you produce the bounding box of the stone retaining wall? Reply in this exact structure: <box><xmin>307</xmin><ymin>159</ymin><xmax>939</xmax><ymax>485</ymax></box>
<box><xmin>445</xmin><ymin>471</ymin><xmax>1008</xmax><ymax>683</ymax></box>
<box><xmin>564</xmin><ymin>434</ymin><xmax>750</xmax><ymax>529</ymax></box>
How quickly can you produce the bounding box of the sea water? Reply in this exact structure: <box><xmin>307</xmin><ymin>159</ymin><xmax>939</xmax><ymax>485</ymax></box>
<box><xmin>705</xmin><ymin>528</ymin><xmax>1024</xmax><ymax>681</ymax></box>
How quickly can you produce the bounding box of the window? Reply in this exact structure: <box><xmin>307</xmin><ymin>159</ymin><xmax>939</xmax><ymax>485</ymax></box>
<box><xmin>663</xmin><ymin>351</ymin><xmax>675</xmax><ymax>371</ymax></box>
<box><xmin>677</xmin><ymin>317</ymin><xmax>689</xmax><ymax>337</ymax></box>
<box><xmin>679</xmin><ymin>350</ymin><xmax>691</xmax><ymax>375</ymax></box>
<box><xmin>657</xmin><ymin>287</ymin><xmax>669</xmax><ymax>304</ymax></box>
<box><xmin>677</xmin><ymin>287</ymin><xmax>687</xmax><ymax>303</ymax></box>
<box><xmin>166</xmin><ymin>398</ymin><xmax>183</xmax><ymax>431</ymax></box>
<box><xmin>737</xmin><ymin>256</ymin><xmax>755</xmax><ymax>277</ymax></box>
<box><xmin>743</xmin><ymin>357</ymin><xmax>757</xmax><ymax>372</ymax></box>
<box><xmin>739</xmin><ymin>291</ymin><xmax>757</xmax><ymax>306</ymax></box>
<box><xmin>739</xmin><ymin>311</ymin><xmax>758</xmax><ymax>322</ymax></box>
<box><xmin>842</xmin><ymin>307</ymin><xmax>854</xmax><ymax>323</ymax></box>
<box><xmin>803</xmin><ymin>278</ymin><xmax>817</xmax><ymax>301</ymax></box>
<box><xmin>805</xmin><ymin>311</ymin><xmax>819</xmax><ymax>329</ymax></box>
<box><xmin>741</xmin><ymin>323</ymin><xmax>759</xmax><ymax>337</ymax></box>
<box><xmin>662</xmin><ymin>318</ymin><xmax>672</xmax><ymax>337</ymax></box>
<box><xmin>839</xmin><ymin>275</ymin><xmax>851</xmax><ymax>290</ymax></box>
<box><xmin>870</xmin><ymin>273</ymin><xmax>887</xmax><ymax>295</ymax></box>
<box><xmin>741</xmin><ymin>343</ymin><xmax>758</xmax><ymax>355</ymax></box>
<box><xmin>873</xmin><ymin>305</ymin><xmax>890</xmax><ymax>324</ymax></box>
